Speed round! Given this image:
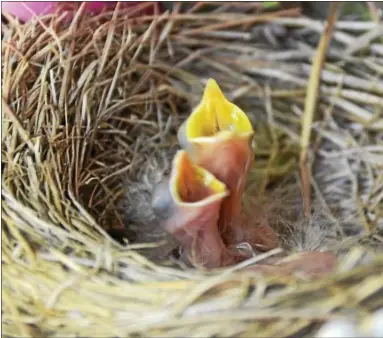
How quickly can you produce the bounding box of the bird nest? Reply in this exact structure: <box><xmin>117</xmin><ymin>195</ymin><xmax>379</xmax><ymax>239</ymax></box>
<box><xmin>2</xmin><ymin>2</ymin><xmax>383</xmax><ymax>337</ymax></box>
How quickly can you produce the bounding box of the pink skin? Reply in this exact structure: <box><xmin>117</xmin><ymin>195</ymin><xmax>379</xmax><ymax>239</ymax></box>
<box><xmin>191</xmin><ymin>137</ymin><xmax>277</xmax><ymax>253</ymax></box>
<box><xmin>192</xmin><ymin>137</ymin><xmax>254</xmax><ymax>240</ymax></box>
<box><xmin>228</xmin><ymin>213</ymin><xmax>278</xmax><ymax>253</ymax></box>
<box><xmin>165</xmin><ymin>199</ymin><xmax>235</xmax><ymax>268</ymax></box>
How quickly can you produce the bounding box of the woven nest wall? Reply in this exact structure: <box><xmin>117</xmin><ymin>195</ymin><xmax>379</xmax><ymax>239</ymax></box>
<box><xmin>2</xmin><ymin>3</ymin><xmax>383</xmax><ymax>337</ymax></box>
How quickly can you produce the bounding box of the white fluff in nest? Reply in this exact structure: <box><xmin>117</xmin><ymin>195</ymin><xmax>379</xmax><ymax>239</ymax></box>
<box><xmin>244</xmin><ymin>177</ymin><xmax>340</xmax><ymax>252</ymax></box>
<box><xmin>278</xmin><ymin>211</ymin><xmax>339</xmax><ymax>252</ymax></box>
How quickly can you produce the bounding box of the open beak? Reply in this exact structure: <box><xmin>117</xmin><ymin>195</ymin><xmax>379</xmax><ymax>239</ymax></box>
<box><xmin>152</xmin><ymin>150</ymin><xmax>235</xmax><ymax>268</ymax></box>
<box><xmin>178</xmin><ymin>79</ymin><xmax>254</xmax><ymax>245</ymax></box>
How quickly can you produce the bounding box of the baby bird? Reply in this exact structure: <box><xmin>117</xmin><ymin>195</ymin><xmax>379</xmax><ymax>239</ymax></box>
<box><xmin>152</xmin><ymin>79</ymin><xmax>278</xmax><ymax>268</ymax></box>
<box><xmin>177</xmin><ymin>79</ymin><xmax>254</xmax><ymax>244</ymax></box>
<box><xmin>152</xmin><ymin>150</ymin><xmax>237</xmax><ymax>268</ymax></box>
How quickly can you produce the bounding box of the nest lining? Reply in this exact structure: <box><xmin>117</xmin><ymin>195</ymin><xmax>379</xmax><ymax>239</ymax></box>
<box><xmin>2</xmin><ymin>3</ymin><xmax>383</xmax><ymax>337</ymax></box>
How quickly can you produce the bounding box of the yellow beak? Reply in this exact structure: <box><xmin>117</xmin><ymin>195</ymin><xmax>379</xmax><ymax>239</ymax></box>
<box><xmin>152</xmin><ymin>150</ymin><xmax>235</xmax><ymax>268</ymax></box>
<box><xmin>177</xmin><ymin>79</ymin><xmax>255</xmax><ymax>244</ymax></box>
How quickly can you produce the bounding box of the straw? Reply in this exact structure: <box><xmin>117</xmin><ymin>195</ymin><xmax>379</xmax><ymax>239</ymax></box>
<box><xmin>2</xmin><ymin>2</ymin><xmax>383</xmax><ymax>337</ymax></box>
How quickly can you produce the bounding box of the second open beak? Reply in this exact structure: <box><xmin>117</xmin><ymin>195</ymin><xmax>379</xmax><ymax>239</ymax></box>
<box><xmin>177</xmin><ymin>79</ymin><xmax>254</xmax><ymax>245</ymax></box>
<box><xmin>152</xmin><ymin>150</ymin><xmax>235</xmax><ymax>268</ymax></box>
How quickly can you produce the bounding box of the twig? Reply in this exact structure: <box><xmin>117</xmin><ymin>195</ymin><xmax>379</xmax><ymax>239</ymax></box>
<box><xmin>300</xmin><ymin>2</ymin><xmax>340</xmax><ymax>216</ymax></box>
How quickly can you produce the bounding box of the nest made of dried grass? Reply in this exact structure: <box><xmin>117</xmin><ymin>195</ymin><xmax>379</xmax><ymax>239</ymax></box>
<box><xmin>2</xmin><ymin>2</ymin><xmax>383</xmax><ymax>337</ymax></box>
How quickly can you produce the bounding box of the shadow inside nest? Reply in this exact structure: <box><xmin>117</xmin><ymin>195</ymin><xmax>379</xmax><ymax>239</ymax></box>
<box><xmin>116</xmin><ymin>96</ymin><xmax>367</xmax><ymax>269</ymax></box>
